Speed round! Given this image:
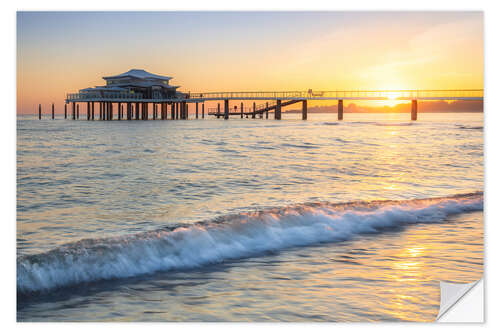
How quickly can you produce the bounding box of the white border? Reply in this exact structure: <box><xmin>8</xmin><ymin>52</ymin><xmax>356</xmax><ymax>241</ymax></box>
<box><xmin>3</xmin><ymin>0</ymin><xmax>499</xmax><ymax>331</ymax></box>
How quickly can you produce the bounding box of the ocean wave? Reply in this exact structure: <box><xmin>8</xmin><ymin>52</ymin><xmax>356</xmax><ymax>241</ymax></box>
<box><xmin>457</xmin><ymin>125</ymin><xmax>483</xmax><ymax>130</ymax></box>
<box><xmin>374</xmin><ymin>122</ymin><xmax>414</xmax><ymax>127</ymax></box>
<box><xmin>17</xmin><ymin>192</ymin><xmax>483</xmax><ymax>295</ymax></box>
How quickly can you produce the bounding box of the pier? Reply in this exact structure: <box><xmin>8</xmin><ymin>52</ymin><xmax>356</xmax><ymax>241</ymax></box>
<box><xmin>52</xmin><ymin>70</ymin><xmax>483</xmax><ymax>121</ymax></box>
<box><xmin>62</xmin><ymin>89</ymin><xmax>483</xmax><ymax>122</ymax></box>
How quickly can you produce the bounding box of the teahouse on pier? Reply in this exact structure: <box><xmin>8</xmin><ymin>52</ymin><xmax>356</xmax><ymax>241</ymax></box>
<box><xmin>41</xmin><ymin>69</ymin><xmax>483</xmax><ymax>121</ymax></box>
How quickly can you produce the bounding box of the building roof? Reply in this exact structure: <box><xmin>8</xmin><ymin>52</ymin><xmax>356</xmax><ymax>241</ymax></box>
<box><xmin>103</xmin><ymin>69</ymin><xmax>173</xmax><ymax>81</ymax></box>
<box><xmin>80</xmin><ymin>86</ymin><xmax>128</xmax><ymax>92</ymax></box>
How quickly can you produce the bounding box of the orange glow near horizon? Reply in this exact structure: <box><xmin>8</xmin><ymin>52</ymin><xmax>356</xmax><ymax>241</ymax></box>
<box><xmin>17</xmin><ymin>12</ymin><xmax>483</xmax><ymax>114</ymax></box>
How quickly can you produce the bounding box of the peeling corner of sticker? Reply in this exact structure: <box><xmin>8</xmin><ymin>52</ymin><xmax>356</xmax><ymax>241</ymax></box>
<box><xmin>436</xmin><ymin>278</ymin><xmax>484</xmax><ymax>322</ymax></box>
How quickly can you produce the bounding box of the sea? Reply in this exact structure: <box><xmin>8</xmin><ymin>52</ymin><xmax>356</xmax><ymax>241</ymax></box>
<box><xmin>16</xmin><ymin>112</ymin><xmax>483</xmax><ymax>321</ymax></box>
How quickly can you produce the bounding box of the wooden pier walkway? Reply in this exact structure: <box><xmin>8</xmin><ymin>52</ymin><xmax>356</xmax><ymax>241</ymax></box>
<box><xmin>37</xmin><ymin>89</ymin><xmax>483</xmax><ymax>121</ymax></box>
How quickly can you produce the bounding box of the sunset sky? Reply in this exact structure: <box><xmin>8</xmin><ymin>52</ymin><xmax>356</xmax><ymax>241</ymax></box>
<box><xmin>17</xmin><ymin>11</ymin><xmax>483</xmax><ymax>114</ymax></box>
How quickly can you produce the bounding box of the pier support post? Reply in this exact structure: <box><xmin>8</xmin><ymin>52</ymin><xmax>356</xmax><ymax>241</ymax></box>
<box><xmin>217</xmin><ymin>103</ymin><xmax>220</xmax><ymax>119</ymax></box>
<box><xmin>176</xmin><ymin>103</ymin><xmax>180</xmax><ymax>119</ymax></box>
<box><xmin>109</xmin><ymin>103</ymin><xmax>113</xmax><ymax>120</ymax></box>
<box><xmin>411</xmin><ymin>100</ymin><xmax>418</xmax><ymax>121</ymax></box>
<box><xmin>202</xmin><ymin>103</ymin><xmax>205</xmax><ymax>118</ymax></box>
<box><xmin>266</xmin><ymin>102</ymin><xmax>269</xmax><ymax>119</ymax></box>
<box><xmin>99</xmin><ymin>102</ymin><xmax>102</xmax><ymax>120</ymax></box>
<box><xmin>64</xmin><ymin>104</ymin><xmax>67</xmax><ymax>119</ymax></box>
<box><xmin>135</xmin><ymin>103</ymin><xmax>139</xmax><ymax>120</ymax></box>
<box><xmin>118</xmin><ymin>103</ymin><xmax>121</xmax><ymax>120</ymax></box>
<box><xmin>241</xmin><ymin>102</ymin><xmax>244</xmax><ymax>118</ymax></box>
<box><xmin>302</xmin><ymin>100</ymin><xmax>307</xmax><ymax>120</ymax></box>
<box><xmin>92</xmin><ymin>102</ymin><xmax>95</xmax><ymax>120</ymax></box>
<box><xmin>170</xmin><ymin>103</ymin><xmax>174</xmax><ymax>119</ymax></box>
<box><xmin>87</xmin><ymin>102</ymin><xmax>90</xmax><ymax>120</ymax></box>
<box><xmin>52</xmin><ymin>103</ymin><xmax>55</xmax><ymax>119</ymax></box>
<box><xmin>275</xmin><ymin>100</ymin><xmax>281</xmax><ymax>120</ymax></box>
<box><xmin>72</xmin><ymin>102</ymin><xmax>75</xmax><ymax>120</ymax></box>
<box><xmin>38</xmin><ymin>104</ymin><xmax>41</xmax><ymax>119</ymax></box>
<box><xmin>252</xmin><ymin>102</ymin><xmax>256</xmax><ymax>119</ymax></box>
<box><xmin>185</xmin><ymin>102</ymin><xmax>189</xmax><ymax>119</ymax></box>
<box><xmin>224</xmin><ymin>99</ymin><xmax>229</xmax><ymax>120</ymax></box>
<box><xmin>77</xmin><ymin>104</ymin><xmax>80</xmax><ymax>119</ymax></box>
<box><xmin>196</xmin><ymin>102</ymin><xmax>199</xmax><ymax>119</ymax></box>
<box><xmin>153</xmin><ymin>104</ymin><xmax>156</xmax><ymax>120</ymax></box>
<box><xmin>338</xmin><ymin>100</ymin><xmax>343</xmax><ymax>121</ymax></box>
<box><xmin>145</xmin><ymin>103</ymin><xmax>148</xmax><ymax>120</ymax></box>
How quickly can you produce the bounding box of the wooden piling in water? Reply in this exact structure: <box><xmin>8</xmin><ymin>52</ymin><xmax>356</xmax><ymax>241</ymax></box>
<box><xmin>275</xmin><ymin>100</ymin><xmax>281</xmax><ymax>120</ymax></box>
<box><xmin>52</xmin><ymin>103</ymin><xmax>55</xmax><ymax>119</ymax></box>
<box><xmin>241</xmin><ymin>102</ymin><xmax>243</xmax><ymax>118</ymax></box>
<box><xmin>64</xmin><ymin>104</ymin><xmax>67</xmax><ymax>119</ymax></box>
<box><xmin>302</xmin><ymin>100</ymin><xmax>307</xmax><ymax>120</ymax></box>
<box><xmin>99</xmin><ymin>102</ymin><xmax>102</xmax><ymax>120</ymax></box>
<box><xmin>77</xmin><ymin>104</ymin><xmax>80</xmax><ymax>119</ymax></box>
<box><xmin>92</xmin><ymin>102</ymin><xmax>95</xmax><ymax>120</ymax></box>
<box><xmin>196</xmin><ymin>102</ymin><xmax>199</xmax><ymax>119</ymax></box>
<box><xmin>38</xmin><ymin>104</ymin><xmax>41</xmax><ymax>119</ymax></box>
<box><xmin>118</xmin><ymin>102</ymin><xmax>122</xmax><ymax>120</ymax></box>
<box><xmin>224</xmin><ymin>99</ymin><xmax>229</xmax><ymax>120</ymax></box>
<box><xmin>87</xmin><ymin>102</ymin><xmax>90</xmax><ymax>120</ymax></box>
<box><xmin>72</xmin><ymin>102</ymin><xmax>75</xmax><ymax>120</ymax></box>
<box><xmin>185</xmin><ymin>103</ymin><xmax>189</xmax><ymax>119</ymax></box>
<box><xmin>202</xmin><ymin>104</ymin><xmax>205</xmax><ymax>118</ymax></box>
<box><xmin>252</xmin><ymin>102</ymin><xmax>256</xmax><ymax>119</ymax></box>
<box><xmin>266</xmin><ymin>102</ymin><xmax>269</xmax><ymax>119</ymax></box>
<box><xmin>338</xmin><ymin>100</ymin><xmax>343</xmax><ymax>121</ymax></box>
<box><xmin>411</xmin><ymin>100</ymin><xmax>418</xmax><ymax>121</ymax></box>
<box><xmin>217</xmin><ymin>103</ymin><xmax>220</xmax><ymax>119</ymax></box>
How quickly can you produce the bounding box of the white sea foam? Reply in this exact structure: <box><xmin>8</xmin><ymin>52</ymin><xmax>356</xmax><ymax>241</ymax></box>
<box><xmin>17</xmin><ymin>192</ymin><xmax>482</xmax><ymax>294</ymax></box>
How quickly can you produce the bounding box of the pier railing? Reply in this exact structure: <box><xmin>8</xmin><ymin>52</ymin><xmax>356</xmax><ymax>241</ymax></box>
<box><xmin>190</xmin><ymin>89</ymin><xmax>483</xmax><ymax>100</ymax></box>
<box><xmin>67</xmin><ymin>92</ymin><xmax>144</xmax><ymax>101</ymax></box>
<box><xmin>65</xmin><ymin>89</ymin><xmax>484</xmax><ymax>103</ymax></box>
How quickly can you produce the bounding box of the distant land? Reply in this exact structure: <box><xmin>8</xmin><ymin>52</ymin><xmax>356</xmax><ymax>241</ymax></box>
<box><xmin>286</xmin><ymin>100</ymin><xmax>483</xmax><ymax>113</ymax></box>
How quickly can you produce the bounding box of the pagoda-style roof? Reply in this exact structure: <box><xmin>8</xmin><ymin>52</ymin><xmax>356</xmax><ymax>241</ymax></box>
<box><xmin>103</xmin><ymin>69</ymin><xmax>173</xmax><ymax>81</ymax></box>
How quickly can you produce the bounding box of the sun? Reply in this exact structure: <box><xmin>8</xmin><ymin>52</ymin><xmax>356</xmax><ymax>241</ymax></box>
<box><xmin>386</xmin><ymin>91</ymin><xmax>402</xmax><ymax>100</ymax></box>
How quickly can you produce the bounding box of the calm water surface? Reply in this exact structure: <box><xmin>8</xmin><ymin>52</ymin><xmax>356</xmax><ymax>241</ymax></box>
<box><xmin>17</xmin><ymin>112</ymin><xmax>483</xmax><ymax>321</ymax></box>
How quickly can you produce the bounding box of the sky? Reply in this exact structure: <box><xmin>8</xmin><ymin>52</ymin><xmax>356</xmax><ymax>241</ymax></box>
<box><xmin>16</xmin><ymin>11</ymin><xmax>483</xmax><ymax>114</ymax></box>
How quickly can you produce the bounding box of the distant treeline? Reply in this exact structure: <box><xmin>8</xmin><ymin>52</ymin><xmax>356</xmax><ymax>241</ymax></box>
<box><xmin>286</xmin><ymin>100</ymin><xmax>483</xmax><ymax>113</ymax></box>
